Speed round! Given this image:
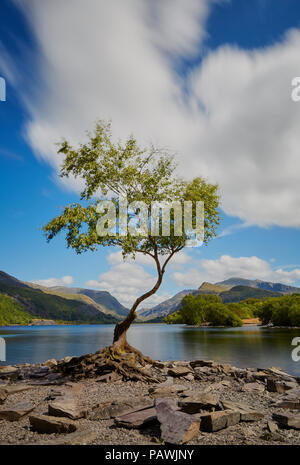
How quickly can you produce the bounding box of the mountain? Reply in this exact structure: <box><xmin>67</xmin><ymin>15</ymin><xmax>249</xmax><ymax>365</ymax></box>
<box><xmin>50</xmin><ymin>287</ymin><xmax>129</xmax><ymax>317</ymax></box>
<box><xmin>198</xmin><ymin>282</ymin><xmax>230</xmax><ymax>293</ymax></box>
<box><xmin>216</xmin><ymin>277</ymin><xmax>300</xmax><ymax>295</ymax></box>
<box><xmin>138</xmin><ymin>290</ymin><xmax>197</xmax><ymax>320</ymax></box>
<box><xmin>29</xmin><ymin>284</ymin><xmax>129</xmax><ymax>318</ymax></box>
<box><xmin>0</xmin><ymin>271</ymin><xmax>118</xmax><ymax>324</ymax></box>
<box><xmin>0</xmin><ymin>270</ymin><xmax>29</xmax><ymax>288</ymax></box>
<box><xmin>218</xmin><ymin>285</ymin><xmax>282</xmax><ymax>303</ymax></box>
<box><xmin>139</xmin><ymin>280</ymin><xmax>284</xmax><ymax>320</ymax></box>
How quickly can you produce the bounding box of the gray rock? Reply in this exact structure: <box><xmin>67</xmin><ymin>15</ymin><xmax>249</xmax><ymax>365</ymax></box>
<box><xmin>275</xmin><ymin>399</ymin><xmax>300</xmax><ymax>410</ymax></box>
<box><xmin>198</xmin><ymin>410</ymin><xmax>241</xmax><ymax>432</ymax></box>
<box><xmin>167</xmin><ymin>366</ymin><xmax>192</xmax><ymax>377</ymax></box>
<box><xmin>273</xmin><ymin>412</ymin><xmax>300</xmax><ymax>430</ymax></box>
<box><xmin>156</xmin><ymin>399</ymin><xmax>200</xmax><ymax>444</ymax></box>
<box><xmin>29</xmin><ymin>414</ymin><xmax>77</xmax><ymax>434</ymax></box>
<box><xmin>114</xmin><ymin>407</ymin><xmax>157</xmax><ymax>429</ymax></box>
<box><xmin>89</xmin><ymin>396</ymin><xmax>154</xmax><ymax>420</ymax></box>
<box><xmin>0</xmin><ymin>402</ymin><xmax>35</xmax><ymax>421</ymax></box>
<box><xmin>190</xmin><ymin>360</ymin><xmax>216</xmax><ymax>368</ymax></box>
<box><xmin>178</xmin><ymin>393</ymin><xmax>219</xmax><ymax>414</ymax></box>
<box><xmin>149</xmin><ymin>384</ymin><xmax>185</xmax><ymax>397</ymax></box>
<box><xmin>267</xmin><ymin>378</ymin><xmax>296</xmax><ymax>394</ymax></box>
<box><xmin>48</xmin><ymin>399</ymin><xmax>87</xmax><ymax>420</ymax></box>
<box><xmin>220</xmin><ymin>400</ymin><xmax>264</xmax><ymax>422</ymax></box>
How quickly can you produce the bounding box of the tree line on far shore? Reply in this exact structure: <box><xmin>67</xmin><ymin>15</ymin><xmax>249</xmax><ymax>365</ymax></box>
<box><xmin>164</xmin><ymin>293</ymin><xmax>300</xmax><ymax>327</ymax></box>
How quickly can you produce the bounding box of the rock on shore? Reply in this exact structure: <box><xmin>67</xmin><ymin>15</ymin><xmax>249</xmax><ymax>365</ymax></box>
<box><xmin>0</xmin><ymin>358</ymin><xmax>299</xmax><ymax>445</ymax></box>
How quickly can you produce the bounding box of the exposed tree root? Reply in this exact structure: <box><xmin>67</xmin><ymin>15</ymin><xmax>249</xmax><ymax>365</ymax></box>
<box><xmin>54</xmin><ymin>344</ymin><xmax>160</xmax><ymax>383</ymax></box>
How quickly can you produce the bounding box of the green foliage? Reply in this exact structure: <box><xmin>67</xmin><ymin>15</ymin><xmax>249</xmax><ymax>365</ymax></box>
<box><xmin>0</xmin><ymin>293</ymin><xmax>33</xmax><ymax>325</ymax></box>
<box><xmin>225</xmin><ymin>299</ymin><xmax>262</xmax><ymax>319</ymax></box>
<box><xmin>43</xmin><ymin>120</ymin><xmax>220</xmax><ymax>265</ymax></box>
<box><xmin>165</xmin><ymin>294</ymin><xmax>242</xmax><ymax>327</ymax></box>
<box><xmin>257</xmin><ymin>294</ymin><xmax>300</xmax><ymax>326</ymax></box>
<box><xmin>164</xmin><ymin>311</ymin><xmax>183</xmax><ymax>324</ymax></box>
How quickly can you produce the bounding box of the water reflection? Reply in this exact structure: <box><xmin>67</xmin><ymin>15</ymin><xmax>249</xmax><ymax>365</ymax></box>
<box><xmin>0</xmin><ymin>324</ymin><xmax>299</xmax><ymax>376</ymax></box>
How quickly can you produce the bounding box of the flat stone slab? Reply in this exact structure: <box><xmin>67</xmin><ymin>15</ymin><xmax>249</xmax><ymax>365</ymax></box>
<box><xmin>29</xmin><ymin>414</ymin><xmax>77</xmax><ymax>434</ymax></box>
<box><xmin>221</xmin><ymin>400</ymin><xmax>264</xmax><ymax>422</ymax></box>
<box><xmin>178</xmin><ymin>393</ymin><xmax>219</xmax><ymax>414</ymax></box>
<box><xmin>149</xmin><ymin>385</ymin><xmax>186</xmax><ymax>398</ymax></box>
<box><xmin>267</xmin><ymin>378</ymin><xmax>297</xmax><ymax>394</ymax></box>
<box><xmin>167</xmin><ymin>366</ymin><xmax>192</xmax><ymax>377</ymax></box>
<box><xmin>0</xmin><ymin>366</ymin><xmax>19</xmax><ymax>380</ymax></box>
<box><xmin>48</xmin><ymin>399</ymin><xmax>88</xmax><ymax>420</ymax></box>
<box><xmin>198</xmin><ymin>410</ymin><xmax>241</xmax><ymax>432</ymax></box>
<box><xmin>0</xmin><ymin>402</ymin><xmax>35</xmax><ymax>421</ymax></box>
<box><xmin>90</xmin><ymin>396</ymin><xmax>154</xmax><ymax>420</ymax></box>
<box><xmin>190</xmin><ymin>360</ymin><xmax>216</xmax><ymax>368</ymax></box>
<box><xmin>273</xmin><ymin>412</ymin><xmax>300</xmax><ymax>430</ymax></box>
<box><xmin>4</xmin><ymin>384</ymin><xmax>34</xmax><ymax>395</ymax></box>
<box><xmin>39</xmin><ymin>430</ymin><xmax>98</xmax><ymax>445</ymax></box>
<box><xmin>114</xmin><ymin>407</ymin><xmax>157</xmax><ymax>429</ymax></box>
<box><xmin>156</xmin><ymin>399</ymin><xmax>200</xmax><ymax>444</ymax></box>
<box><xmin>275</xmin><ymin>400</ymin><xmax>300</xmax><ymax>410</ymax></box>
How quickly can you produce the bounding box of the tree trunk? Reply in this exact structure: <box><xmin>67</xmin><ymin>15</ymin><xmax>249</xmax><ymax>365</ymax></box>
<box><xmin>113</xmin><ymin>270</ymin><xmax>163</xmax><ymax>350</ymax></box>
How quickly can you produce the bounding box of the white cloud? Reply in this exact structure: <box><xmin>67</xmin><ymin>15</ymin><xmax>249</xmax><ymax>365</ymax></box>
<box><xmin>86</xmin><ymin>261</ymin><xmax>170</xmax><ymax>308</ymax></box>
<box><xmin>8</xmin><ymin>1</ymin><xmax>300</xmax><ymax>227</ymax></box>
<box><xmin>31</xmin><ymin>275</ymin><xmax>74</xmax><ymax>288</ymax></box>
<box><xmin>171</xmin><ymin>255</ymin><xmax>300</xmax><ymax>287</ymax></box>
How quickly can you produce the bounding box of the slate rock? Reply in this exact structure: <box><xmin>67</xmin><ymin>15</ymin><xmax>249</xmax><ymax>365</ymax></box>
<box><xmin>272</xmin><ymin>412</ymin><xmax>300</xmax><ymax>430</ymax></box>
<box><xmin>178</xmin><ymin>393</ymin><xmax>219</xmax><ymax>414</ymax></box>
<box><xmin>48</xmin><ymin>399</ymin><xmax>87</xmax><ymax>420</ymax></box>
<box><xmin>156</xmin><ymin>399</ymin><xmax>200</xmax><ymax>444</ymax></box>
<box><xmin>0</xmin><ymin>402</ymin><xmax>35</xmax><ymax>421</ymax></box>
<box><xmin>29</xmin><ymin>414</ymin><xmax>77</xmax><ymax>434</ymax></box>
<box><xmin>114</xmin><ymin>407</ymin><xmax>157</xmax><ymax>429</ymax></box>
<box><xmin>198</xmin><ymin>410</ymin><xmax>240</xmax><ymax>432</ymax></box>
<box><xmin>167</xmin><ymin>366</ymin><xmax>192</xmax><ymax>377</ymax></box>
<box><xmin>89</xmin><ymin>396</ymin><xmax>154</xmax><ymax>420</ymax></box>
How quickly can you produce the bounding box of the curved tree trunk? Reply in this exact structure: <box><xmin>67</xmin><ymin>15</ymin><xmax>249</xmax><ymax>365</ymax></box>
<box><xmin>113</xmin><ymin>271</ymin><xmax>163</xmax><ymax>349</ymax></box>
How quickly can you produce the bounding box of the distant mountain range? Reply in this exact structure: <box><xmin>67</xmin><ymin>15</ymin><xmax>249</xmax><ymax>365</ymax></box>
<box><xmin>1</xmin><ymin>269</ymin><xmax>300</xmax><ymax>325</ymax></box>
<box><xmin>216</xmin><ymin>277</ymin><xmax>300</xmax><ymax>295</ymax></box>
<box><xmin>0</xmin><ymin>270</ymin><xmax>128</xmax><ymax>324</ymax></box>
<box><xmin>138</xmin><ymin>277</ymin><xmax>300</xmax><ymax>320</ymax></box>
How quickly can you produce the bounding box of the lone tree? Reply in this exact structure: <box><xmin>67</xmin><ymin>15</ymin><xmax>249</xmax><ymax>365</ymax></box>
<box><xmin>43</xmin><ymin>121</ymin><xmax>220</xmax><ymax>378</ymax></box>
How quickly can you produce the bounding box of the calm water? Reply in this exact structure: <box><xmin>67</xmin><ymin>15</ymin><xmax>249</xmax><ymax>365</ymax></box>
<box><xmin>0</xmin><ymin>324</ymin><xmax>299</xmax><ymax>376</ymax></box>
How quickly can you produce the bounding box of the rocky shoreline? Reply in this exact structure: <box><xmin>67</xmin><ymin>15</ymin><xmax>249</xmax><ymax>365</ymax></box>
<box><xmin>0</xmin><ymin>357</ymin><xmax>299</xmax><ymax>445</ymax></box>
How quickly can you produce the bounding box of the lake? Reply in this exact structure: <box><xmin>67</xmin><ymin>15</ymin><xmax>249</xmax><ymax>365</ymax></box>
<box><xmin>0</xmin><ymin>324</ymin><xmax>299</xmax><ymax>376</ymax></box>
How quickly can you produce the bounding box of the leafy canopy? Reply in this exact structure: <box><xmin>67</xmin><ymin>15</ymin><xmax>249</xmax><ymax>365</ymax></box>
<box><xmin>43</xmin><ymin>121</ymin><xmax>220</xmax><ymax>265</ymax></box>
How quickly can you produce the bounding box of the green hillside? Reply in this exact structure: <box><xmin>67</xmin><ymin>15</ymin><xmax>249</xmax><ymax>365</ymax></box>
<box><xmin>219</xmin><ymin>285</ymin><xmax>281</xmax><ymax>303</ymax></box>
<box><xmin>0</xmin><ymin>283</ymin><xmax>118</xmax><ymax>324</ymax></box>
<box><xmin>28</xmin><ymin>283</ymin><xmax>118</xmax><ymax>317</ymax></box>
<box><xmin>0</xmin><ymin>293</ymin><xmax>33</xmax><ymax>325</ymax></box>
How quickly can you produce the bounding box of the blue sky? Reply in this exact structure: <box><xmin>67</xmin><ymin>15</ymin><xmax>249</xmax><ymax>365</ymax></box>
<box><xmin>1</xmin><ymin>0</ymin><xmax>300</xmax><ymax>308</ymax></box>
